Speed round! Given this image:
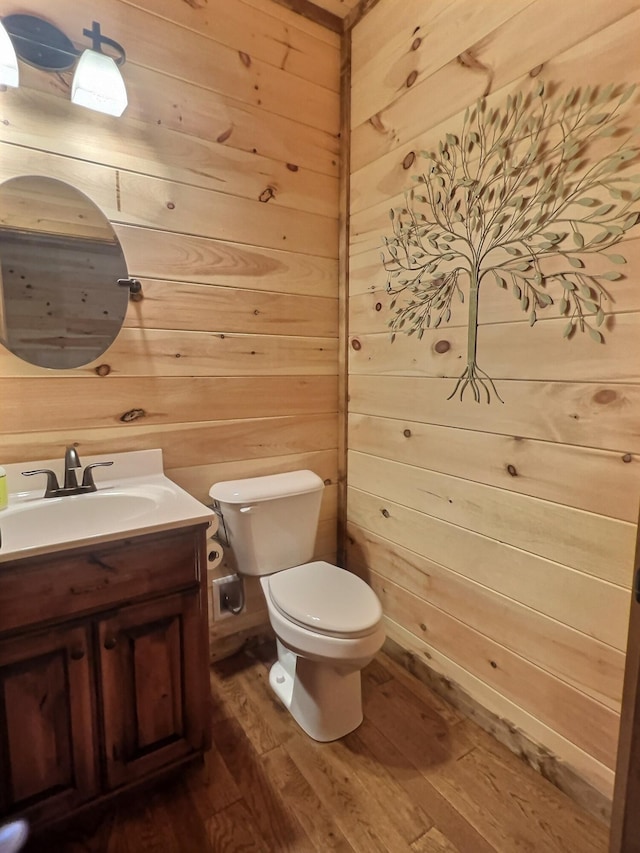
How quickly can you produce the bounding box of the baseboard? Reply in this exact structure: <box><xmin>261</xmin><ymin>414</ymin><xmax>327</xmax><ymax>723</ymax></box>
<box><xmin>383</xmin><ymin>637</ymin><xmax>612</xmax><ymax>825</ymax></box>
<box><xmin>209</xmin><ymin>623</ymin><xmax>274</xmax><ymax>662</ymax></box>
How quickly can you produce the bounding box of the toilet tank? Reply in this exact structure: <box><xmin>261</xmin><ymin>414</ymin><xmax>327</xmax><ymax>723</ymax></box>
<box><xmin>209</xmin><ymin>470</ymin><xmax>324</xmax><ymax>576</ymax></box>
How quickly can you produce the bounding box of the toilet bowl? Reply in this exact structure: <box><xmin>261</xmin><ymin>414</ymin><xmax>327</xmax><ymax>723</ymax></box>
<box><xmin>261</xmin><ymin>561</ymin><xmax>385</xmax><ymax>741</ymax></box>
<box><xmin>209</xmin><ymin>470</ymin><xmax>385</xmax><ymax>741</ymax></box>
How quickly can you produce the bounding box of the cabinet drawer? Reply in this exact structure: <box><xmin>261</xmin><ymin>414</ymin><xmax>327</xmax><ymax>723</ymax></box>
<box><xmin>0</xmin><ymin>527</ymin><xmax>204</xmax><ymax>635</ymax></box>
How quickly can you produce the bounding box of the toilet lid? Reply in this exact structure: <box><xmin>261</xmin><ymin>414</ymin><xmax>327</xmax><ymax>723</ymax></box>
<box><xmin>267</xmin><ymin>561</ymin><xmax>382</xmax><ymax>636</ymax></box>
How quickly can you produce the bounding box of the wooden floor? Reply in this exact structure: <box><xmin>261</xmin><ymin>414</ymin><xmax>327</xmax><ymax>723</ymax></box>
<box><xmin>25</xmin><ymin>643</ymin><xmax>610</xmax><ymax>853</ymax></box>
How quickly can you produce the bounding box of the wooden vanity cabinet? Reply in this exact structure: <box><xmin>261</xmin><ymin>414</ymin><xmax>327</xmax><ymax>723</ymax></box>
<box><xmin>0</xmin><ymin>623</ymin><xmax>98</xmax><ymax>824</ymax></box>
<box><xmin>98</xmin><ymin>588</ymin><xmax>206</xmax><ymax>789</ymax></box>
<box><xmin>0</xmin><ymin>524</ymin><xmax>210</xmax><ymax>831</ymax></box>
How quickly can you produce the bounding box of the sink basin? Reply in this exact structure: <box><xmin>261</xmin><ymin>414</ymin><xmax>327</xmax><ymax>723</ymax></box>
<box><xmin>0</xmin><ymin>449</ymin><xmax>213</xmax><ymax>562</ymax></box>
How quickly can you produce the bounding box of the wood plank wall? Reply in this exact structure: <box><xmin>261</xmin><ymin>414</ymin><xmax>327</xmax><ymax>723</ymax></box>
<box><xmin>347</xmin><ymin>0</ymin><xmax>640</xmax><ymax>802</ymax></box>
<box><xmin>0</xmin><ymin>0</ymin><xmax>341</xmax><ymax>649</ymax></box>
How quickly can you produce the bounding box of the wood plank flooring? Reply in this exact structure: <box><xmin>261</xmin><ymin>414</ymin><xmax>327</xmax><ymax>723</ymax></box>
<box><xmin>24</xmin><ymin>643</ymin><xmax>609</xmax><ymax>852</ymax></box>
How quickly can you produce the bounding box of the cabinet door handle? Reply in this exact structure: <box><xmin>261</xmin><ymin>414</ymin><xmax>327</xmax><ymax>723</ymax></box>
<box><xmin>103</xmin><ymin>636</ymin><xmax>117</xmax><ymax>650</ymax></box>
<box><xmin>70</xmin><ymin>646</ymin><xmax>85</xmax><ymax>661</ymax></box>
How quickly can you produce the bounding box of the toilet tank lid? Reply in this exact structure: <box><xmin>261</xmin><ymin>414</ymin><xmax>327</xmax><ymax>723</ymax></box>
<box><xmin>209</xmin><ymin>469</ymin><xmax>323</xmax><ymax>504</ymax></box>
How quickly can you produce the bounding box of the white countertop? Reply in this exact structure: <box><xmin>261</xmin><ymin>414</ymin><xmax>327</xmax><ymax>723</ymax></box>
<box><xmin>0</xmin><ymin>449</ymin><xmax>214</xmax><ymax>563</ymax></box>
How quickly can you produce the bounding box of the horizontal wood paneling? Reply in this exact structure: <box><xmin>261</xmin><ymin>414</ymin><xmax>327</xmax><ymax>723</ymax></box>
<box><xmin>347</xmin><ymin>522</ymin><xmax>624</xmax><ymax>710</ymax></box>
<box><xmin>350</xmin><ymin>0</ymin><xmax>640</xmax><ymax>172</ymax></box>
<box><xmin>348</xmin><ymin>0</ymin><xmax>640</xmax><ymax>799</ymax></box>
<box><xmin>37</xmin><ymin>1</ymin><xmax>341</xmax><ymax>135</ymax></box>
<box><xmin>114</xmin><ymin>226</ymin><xmax>337</xmax><ymax>297</ymax></box>
<box><xmin>350</xmin><ymin>375</ymin><xmax>640</xmax><ymax>454</ymax></box>
<box><xmin>347</xmin><ymin>487</ymin><xmax>630</xmax><ymax>651</ymax></box>
<box><xmin>122</xmin><ymin>0</ymin><xmax>341</xmax><ymax>91</ymax></box>
<box><xmin>0</xmin><ymin>375</ymin><xmax>338</xmax><ymax>433</ymax></box>
<box><xmin>349</xmin><ymin>317</ymin><xmax>640</xmax><ymax>383</ymax></box>
<box><xmin>348</xmin><ymin>450</ymin><xmax>635</xmax><ymax>585</ymax></box>
<box><xmin>4</xmin><ymin>65</ymin><xmax>340</xmax><ymax>178</ymax></box>
<box><xmin>0</xmin><ymin>0</ymin><xmax>340</xmax><ymax>651</ymax></box>
<box><xmin>349</xmin><ymin>413</ymin><xmax>639</xmax><ymax>522</ymax></box>
<box><xmin>0</xmin><ymin>415</ymin><xmax>338</xmax><ymax>472</ymax></box>
<box><xmin>120</xmin><ymin>281</ymin><xmax>337</xmax><ymax>336</ymax></box>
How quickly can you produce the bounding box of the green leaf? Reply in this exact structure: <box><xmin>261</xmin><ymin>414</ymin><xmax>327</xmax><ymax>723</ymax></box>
<box><xmin>559</xmin><ymin>297</ymin><xmax>568</xmax><ymax>314</ymax></box>
<box><xmin>563</xmin><ymin>321</ymin><xmax>574</xmax><ymax>339</ymax></box>
<box><xmin>600</xmin><ymin>271</ymin><xmax>624</xmax><ymax>281</ymax></box>
<box><xmin>589</xmin><ymin>328</ymin><xmax>603</xmax><ymax>343</ymax></box>
<box><xmin>606</xmin><ymin>254</ymin><xmax>627</xmax><ymax>264</ymax></box>
<box><xmin>586</xmin><ymin>113</ymin><xmax>609</xmax><ymax>125</ymax></box>
<box><xmin>596</xmin><ymin>308</ymin><xmax>605</xmax><ymax>327</ymax></box>
<box><xmin>572</xmin><ymin>232</ymin><xmax>585</xmax><ymax>248</ymax></box>
<box><xmin>529</xmin><ymin>310</ymin><xmax>537</xmax><ymax>326</ymax></box>
<box><xmin>513</xmin><ymin>283</ymin><xmax>522</xmax><ymax>299</ymax></box>
<box><xmin>560</xmin><ymin>279</ymin><xmax>576</xmax><ymax>290</ymax></box>
<box><xmin>575</xmin><ymin>198</ymin><xmax>599</xmax><ymax>206</ymax></box>
<box><xmin>620</xmin><ymin>83</ymin><xmax>636</xmax><ymax>105</ymax></box>
<box><xmin>568</xmin><ymin>256</ymin><xmax>584</xmax><ymax>268</ymax></box>
<box><xmin>593</xmin><ymin>204</ymin><xmax>615</xmax><ymax>217</ymax></box>
<box><xmin>538</xmin><ymin>293</ymin><xmax>553</xmax><ymax>306</ymax></box>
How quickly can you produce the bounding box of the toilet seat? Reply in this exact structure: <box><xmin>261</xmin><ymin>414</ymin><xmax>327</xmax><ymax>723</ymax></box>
<box><xmin>266</xmin><ymin>561</ymin><xmax>382</xmax><ymax>639</ymax></box>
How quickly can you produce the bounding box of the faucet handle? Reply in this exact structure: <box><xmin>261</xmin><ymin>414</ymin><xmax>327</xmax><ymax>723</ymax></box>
<box><xmin>81</xmin><ymin>461</ymin><xmax>114</xmax><ymax>491</ymax></box>
<box><xmin>22</xmin><ymin>468</ymin><xmax>61</xmax><ymax>498</ymax></box>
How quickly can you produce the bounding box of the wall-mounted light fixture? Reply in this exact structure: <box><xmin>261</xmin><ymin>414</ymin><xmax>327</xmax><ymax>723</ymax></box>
<box><xmin>1</xmin><ymin>14</ymin><xmax>127</xmax><ymax>117</ymax></box>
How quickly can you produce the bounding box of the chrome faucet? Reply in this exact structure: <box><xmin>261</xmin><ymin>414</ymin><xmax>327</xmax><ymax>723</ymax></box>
<box><xmin>22</xmin><ymin>447</ymin><xmax>114</xmax><ymax>498</ymax></box>
<box><xmin>63</xmin><ymin>446</ymin><xmax>81</xmax><ymax>490</ymax></box>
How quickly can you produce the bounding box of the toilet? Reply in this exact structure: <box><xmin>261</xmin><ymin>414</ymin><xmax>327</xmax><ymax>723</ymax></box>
<box><xmin>209</xmin><ymin>469</ymin><xmax>385</xmax><ymax>742</ymax></box>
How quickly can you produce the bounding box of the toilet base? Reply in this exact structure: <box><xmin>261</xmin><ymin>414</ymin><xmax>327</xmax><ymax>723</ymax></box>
<box><xmin>269</xmin><ymin>640</ymin><xmax>363</xmax><ymax>742</ymax></box>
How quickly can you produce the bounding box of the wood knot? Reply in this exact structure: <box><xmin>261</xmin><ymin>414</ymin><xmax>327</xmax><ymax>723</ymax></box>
<box><xmin>259</xmin><ymin>186</ymin><xmax>276</xmax><ymax>203</ymax></box>
<box><xmin>369</xmin><ymin>112</ymin><xmax>386</xmax><ymax>133</ymax></box>
<box><xmin>166</xmin><ymin>201</ymin><xmax>175</xmax><ymax>210</ymax></box>
<box><xmin>381</xmin><ymin>508</ymin><xmax>390</xmax><ymax>518</ymax></box>
<box><xmin>403</xmin><ymin>428</ymin><xmax>412</xmax><ymax>438</ymax></box>
<box><xmin>216</xmin><ymin>127</ymin><xmax>233</xmax><ymax>144</ymax></box>
<box><xmin>490</xmin><ymin>660</ymin><xmax>498</xmax><ymax>669</ymax></box>
<box><xmin>594</xmin><ymin>389</ymin><xmax>617</xmax><ymax>404</ymax></box>
<box><xmin>95</xmin><ymin>364</ymin><xmax>111</xmax><ymax>377</ymax></box>
<box><xmin>239</xmin><ymin>51</ymin><xmax>251</xmax><ymax>68</ymax></box>
<box><xmin>402</xmin><ymin>151</ymin><xmax>416</xmax><ymax>170</ymax></box>
<box><xmin>434</xmin><ymin>340</ymin><xmax>450</xmax><ymax>354</ymax></box>
<box><xmin>375</xmin><ymin>302</ymin><xmax>382</xmax><ymax>311</ymax></box>
<box><xmin>323</xmin><ymin>478</ymin><xmax>332</xmax><ymax>486</ymax></box>
<box><xmin>406</xmin><ymin>70</ymin><xmax>418</xmax><ymax>88</ymax></box>
<box><xmin>506</xmin><ymin>464</ymin><xmax>518</xmax><ymax>477</ymax></box>
<box><xmin>419</xmin><ymin>623</ymin><xmax>427</xmax><ymax>631</ymax></box>
<box><xmin>351</xmin><ymin>338</ymin><xmax>362</xmax><ymax>351</ymax></box>
<box><xmin>411</xmin><ymin>37</ymin><xmax>422</xmax><ymax>51</ymax></box>
<box><xmin>622</xmin><ymin>453</ymin><xmax>633</xmax><ymax>463</ymax></box>
<box><xmin>286</xmin><ymin>163</ymin><xmax>299</xmax><ymax>172</ymax></box>
<box><xmin>120</xmin><ymin>408</ymin><xmax>146</xmax><ymax>423</ymax></box>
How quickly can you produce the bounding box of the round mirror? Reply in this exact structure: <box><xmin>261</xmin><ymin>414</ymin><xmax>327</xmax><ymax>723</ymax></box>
<box><xmin>0</xmin><ymin>176</ymin><xmax>130</xmax><ymax>369</ymax></box>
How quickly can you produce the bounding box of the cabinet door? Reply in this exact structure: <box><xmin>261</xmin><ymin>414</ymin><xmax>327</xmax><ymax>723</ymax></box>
<box><xmin>98</xmin><ymin>589</ymin><xmax>208</xmax><ymax>789</ymax></box>
<box><xmin>0</xmin><ymin>624</ymin><xmax>97</xmax><ymax>825</ymax></box>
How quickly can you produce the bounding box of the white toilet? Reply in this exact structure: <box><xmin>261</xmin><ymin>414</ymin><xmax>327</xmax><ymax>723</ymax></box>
<box><xmin>209</xmin><ymin>469</ymin><xmax>385</xmax><ymax>742</ymax></box>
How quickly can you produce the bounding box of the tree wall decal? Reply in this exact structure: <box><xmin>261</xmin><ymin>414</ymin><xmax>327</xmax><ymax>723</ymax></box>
<box><xmin>381</xmin><ymin>82</ymin><xmax>640</xmax><ymax>403</ymax></box>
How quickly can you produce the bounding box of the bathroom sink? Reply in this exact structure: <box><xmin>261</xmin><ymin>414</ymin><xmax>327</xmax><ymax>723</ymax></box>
<box><xmin>0</xmin><ymin>449</ymin><xmax>213</xmax><ymax>563</ymax></box>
